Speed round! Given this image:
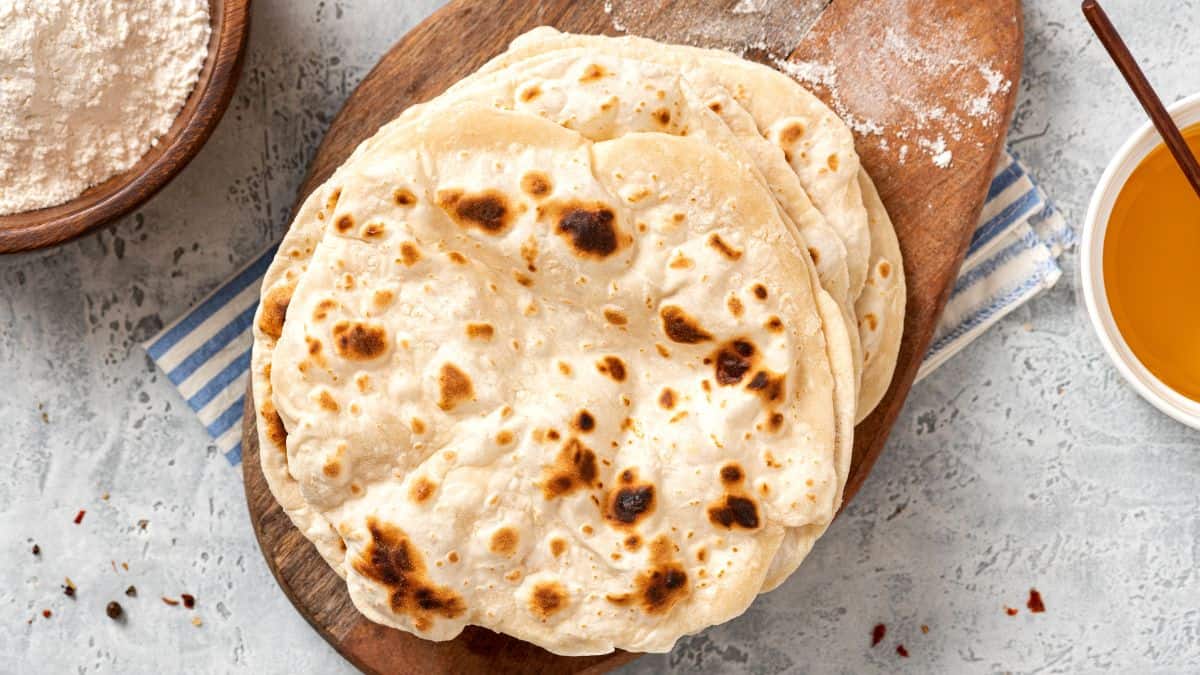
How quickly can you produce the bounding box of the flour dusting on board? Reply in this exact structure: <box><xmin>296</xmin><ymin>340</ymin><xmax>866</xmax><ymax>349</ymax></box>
<box><xmin>731</xmin><ymin>0</ymin><xmax>765</xmax><ymax>14</ymax></box>
<box><xmin>603</xmin><ymin>0</ymin><xmax>1012</xmax><ymax>170</ymax></box>
<box><xmin>771</xmin><ymin>24</ymin><xmax>1011</xmax><ymax>169</ymax></box>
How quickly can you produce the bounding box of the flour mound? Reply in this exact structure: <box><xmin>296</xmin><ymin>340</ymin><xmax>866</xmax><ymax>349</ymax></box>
<box><xmin>0</xmin><ymin>0</ymin><xmax>210</xmax><ymax>216</ymax></box>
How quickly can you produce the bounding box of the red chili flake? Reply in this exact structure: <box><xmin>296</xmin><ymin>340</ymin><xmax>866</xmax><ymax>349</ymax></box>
<box><xmin>31</xmin><ymin>544</ymin><xmax>40</xmax><ymax>555</ymax></box>
<box><xmin>162</xmin><ymin>597</ymin><xmax>180</xmax><ymax>606</ymax></box>
<box><xmin>1005</xmin><ymin>606</ymin><xmax>1018</xmax><ymax>616</ymax></box>
<box><xmin>896</xmin><ymin>645</ymin><xmax>909</xmax><ymax>658</ymax></box>
<box><xmin>181</xmin><ymin>594</ymin><xmax>195</xmax><ymax>609</ymax></box>
<box><xmin>1027</xmin><ymin>589</ymin><xmax>1045</xmax><ymax>613</ymax></box>
<box><xmin>871</xmin><ymin>623</ymin><xmax>886</xmax><ymax>647</ymax></box>
<box><xmin>73</xmin><ymin>510</ymin><xmax>86</xmax><ymax>524</ymax></box>
<box><xmin>42</xmin><ymin>609</ymin><xmax>52</xmax><ymax>619</ymax></box>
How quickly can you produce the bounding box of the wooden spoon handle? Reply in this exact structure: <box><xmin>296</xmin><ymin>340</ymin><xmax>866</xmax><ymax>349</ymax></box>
<box><xmin>1083</xmin><ymin>0</ymin><xmax>1200</xmax><ymax>199</ymax></box>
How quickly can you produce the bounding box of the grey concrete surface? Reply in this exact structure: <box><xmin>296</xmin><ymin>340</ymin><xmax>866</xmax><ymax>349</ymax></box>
<box><xmin>2</xmin><ymin>1</ymin><xmax>1198</xmax><ymax>672</ymax></box>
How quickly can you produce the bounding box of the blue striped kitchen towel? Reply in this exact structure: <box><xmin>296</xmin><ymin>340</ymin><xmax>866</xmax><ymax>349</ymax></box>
<box><xmin>143</xmin><ymin>150</ymin><xmax>1072</xmax><ymax>465</ymax></box>
<box><xmin>916</xmin><ymin>151</ymin><xmax>1073</xmax><ymax>379</ymax></box>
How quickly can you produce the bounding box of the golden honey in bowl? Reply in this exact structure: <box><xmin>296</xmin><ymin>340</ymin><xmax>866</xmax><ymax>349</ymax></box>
<box><xmin>1103</xmin><ymin>122</ymin><xmax>1200</xmax><ymax>402</ymax></box>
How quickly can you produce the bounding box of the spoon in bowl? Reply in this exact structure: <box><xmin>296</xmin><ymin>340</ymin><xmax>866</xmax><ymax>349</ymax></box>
<box><xmin>1083</xmin><ymin>0</ymin><xmax>1200</xmax><ymax>199</ymax></box>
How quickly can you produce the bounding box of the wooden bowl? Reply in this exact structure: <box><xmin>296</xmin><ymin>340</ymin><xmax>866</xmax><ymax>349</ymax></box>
<box><xmin>0</xmin><ymin>0</ymin><xmax>251</xmax><ymax>254</ymax></box>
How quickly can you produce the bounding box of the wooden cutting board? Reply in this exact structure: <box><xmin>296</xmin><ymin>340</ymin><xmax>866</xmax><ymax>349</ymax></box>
<box><xmin>242</xmin><ymin>1</ymin><xmax>1022</xmax><ymax>672</ymax></box>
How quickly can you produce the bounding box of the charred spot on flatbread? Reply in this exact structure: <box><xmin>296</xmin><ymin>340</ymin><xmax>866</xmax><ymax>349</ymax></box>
<box><xmin>746</xmin><ymin>370</ymin><xmax>786</xmax><ymax>405</ymax></box>
<box><xmin>437</xmin><ymin>189</ymin><xmax>513</xmax><ymax>234</ymax></box>
<box><xmin>596</xmin><ymin>355</ymin><xmax>627</xmax><ymax>382</ymax></box>
<box><xmin>658</xmin><ymin>388</ymin><xmax>676</xmax><ymax>410</ymax></box>
<box><xmin>352</xmin><ymin>519</ymin><xmax>467</xmax><ymax>630</ymax></box>
<box><xmin>706</xmin><ymin>339</ymin><xmax>758</xmax><ymax>385</ymax></box>
<box><xmin>259</xmin><ymin>281</ymin><xmax>295</xmax><ymax>339</ymax></box>
<box><xmin>437</xmin><ymin>364</ymin><xmax>475</xmax><ymax>411</ymax></box>
<box><xmin>489</xmin><ymin>527</ymin><xmax>519</xmax><ymax>557</ymax></box>
<box><xmin>521</xmin><ymin>172</ymin><xmax>553</xmax><ymax>199</ymax></box>
<box><xmin>707</xmin><ymin>233</ymin><xmax>742</xmax><ymax>261</ymax></box>
<box><xmin>541</xmin><ymin>201</ymin><xmax>623</xmax><ymax>258</ymax></box>
<box><xmin>530</xmin><ymin>581</ymin><xmax>569</xmax><ymax>620</ymax></box>
<box><xmin>393</xmin><ymin>188</ymin><xmax>417</xmax><ymax>206</ymax></box>
<box><xmin>542</xmin><ymin>438</ymin><xmax>599</xmax><ymax>499</ymax></box>
<box><xmin>399</xmin><ymin>242</ymin><xmax>422</xmax><ymax>266</ymax></box>
<box><xmin>604</xmin><ymin>468</ymin><xmax>655</xmax><ymax>527</ymax></box>
<box><xmin>261</xmin><ymin>400</ymin><xmax>287</xmax><ymax>452</ymax></box>
<box><xmin>466</xmin><ymin>323</ymin><xmax>494</xmax><ymax>341</ymax></box>
<box><xmin>634</xmin><ymin>535</ymin><xmax>688</xmax><ymax>614</ymax></box>
<box><xmin>332</xmin><ymin>321</ymin><xmax>389</xmax><ymax>361</ymax></box>
<box><xmin>660</xmin><ymin>306</ymin><xmax>712</xmax><ymax>344</ymax></box>
<box><xmin>409</xmin><ymin>476</ymin><xmax>437</xmax><ymax>504</ymax></box>
<box><xmin>707</xmin><ymin>494</ymin><xmax>761</xmax><ymax>531</ymax></box>
<box><xmin>579</xmin><ymin>63</ymin><xmax>609</xmax><ymax>83</ymax></box>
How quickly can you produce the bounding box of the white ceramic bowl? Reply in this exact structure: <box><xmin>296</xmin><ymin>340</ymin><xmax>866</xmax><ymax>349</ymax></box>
<box><xmin>1081</xmin><ymin>92</ymin><xmax>1200</xmax><ymax>430</ymax></box>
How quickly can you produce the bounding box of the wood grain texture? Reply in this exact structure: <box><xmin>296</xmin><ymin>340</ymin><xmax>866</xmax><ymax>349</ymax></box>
<box><xmin>243</xmin><ymin>1</ymin><xmax>1022</xmax><ymax>672</ymax></box>
<box><xmin>0</xmin><ymin>0</ymin><xmax>251</xmax><ymax>254</ymax></box>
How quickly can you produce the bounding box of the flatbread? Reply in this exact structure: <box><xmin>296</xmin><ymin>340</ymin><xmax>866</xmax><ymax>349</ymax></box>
<box><xmin>252</xmin><ymin>50</ymin><xmax>858</xmax><ymax>582</ymax></box>
<box><xmin>761</xmin><ymin>289</ymin><xmax>855</xmax><ymax>591</ymax></box>
<box><xmin>854</xmin><ymin>172</ymin><xmax>906</xmax><ymax>417</ymax></box>
<box><xmin>468</xmin><ymin>28</ymin><xmax>905</xmax><ymax>421</ymax></box>
<box><xmin>252</xmin><ymin>174</ymin><xmax>353</xmax><ymax>575</ymax></box>
<box><xmin>268</xmin><ymin>105</ymin><xmax>844</xmax><ymax>654</ymax></box>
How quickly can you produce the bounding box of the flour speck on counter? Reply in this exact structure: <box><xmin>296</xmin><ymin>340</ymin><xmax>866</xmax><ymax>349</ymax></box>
<box><xmin>0</xmin><ymin>0</ymin><xmax>210</xmax><ymax>216</ymax></box>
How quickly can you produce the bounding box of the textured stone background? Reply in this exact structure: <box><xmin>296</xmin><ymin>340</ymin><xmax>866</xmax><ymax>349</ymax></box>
<box><xmin>3</xmin><ymin>1</ymin><xmax>1198</xmax><ymax>672</ymax></box>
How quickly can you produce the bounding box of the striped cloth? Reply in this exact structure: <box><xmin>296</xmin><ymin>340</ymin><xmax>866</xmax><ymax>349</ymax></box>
<box><xmin>916</xmin><ymin>151</ymin><xmax>1073</xmax><ymax>379</ymax></box>
<box><xmin>143</xmin><ymin>150</ymin><xmax>1072</xmax><ymax>465</ymax></box>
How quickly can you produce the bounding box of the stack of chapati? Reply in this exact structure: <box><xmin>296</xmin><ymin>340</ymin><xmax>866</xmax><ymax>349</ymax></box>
<box><xmin>251</xmin><ymin>28</ymin><xmax>905</xmax><ymax>656</ymax></box>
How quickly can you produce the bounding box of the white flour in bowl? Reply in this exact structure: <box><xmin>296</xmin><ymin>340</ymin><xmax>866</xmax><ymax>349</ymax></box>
<box><xmin>0</xmin><ymin>0</ymin><xmax>211</xmax><ymax>216</ymax></box>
